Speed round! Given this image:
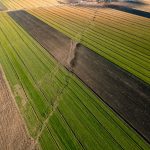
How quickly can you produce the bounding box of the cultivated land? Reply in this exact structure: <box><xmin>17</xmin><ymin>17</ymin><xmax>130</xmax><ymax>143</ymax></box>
<box><xmin>0</xmin><ymin>0</ymin><xmax>58</xmax><ymax>10</ymax></box>
<box><xmin>28</xmin><ymin>6</ymin><xmax>150</xmax><ymax>84</ymax></box>
<box><xmin>0</xmin><ymin>0</ymin><xmax>150</xmax><ymax>149</ymax></box>
<box><xmin>8</xmin><ymin>9</ymin><xmax>150</xmax><ymax>141</ymax></box>
<box><xmin>0</xmin><ymin>12</ymin><xmax>149</xmax><ymax>149</ymax></box>
<box><xmin>0</xmin><ymin>66</ymin><xmax>34</xmax><ymax>150</ymax></box>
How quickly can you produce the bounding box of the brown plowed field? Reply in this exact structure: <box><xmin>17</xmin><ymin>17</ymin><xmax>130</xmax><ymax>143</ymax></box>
<box><xmin>0</xmin><ymin>67</ymin><xmax>35</xmax><ymax>150</ymax></box>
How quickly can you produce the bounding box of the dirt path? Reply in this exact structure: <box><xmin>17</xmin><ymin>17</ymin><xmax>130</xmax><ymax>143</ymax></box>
<box><xmin>0</xmin><ymin>66</ymin><xmax>35</xmax><ymax>150</ymax></box>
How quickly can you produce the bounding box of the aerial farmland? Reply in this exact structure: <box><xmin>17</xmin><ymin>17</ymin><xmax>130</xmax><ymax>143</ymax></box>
<box><xmin>0</xmin><ymin>0</ymin><xmax>150</xmax><ymax>149</ymax></box>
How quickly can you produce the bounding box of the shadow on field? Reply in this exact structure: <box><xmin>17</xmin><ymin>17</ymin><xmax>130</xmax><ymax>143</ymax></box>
<box><xmin>8</xmin><ymin>10</ymin><xmax>150</xmax><ymax>143</ymax></box>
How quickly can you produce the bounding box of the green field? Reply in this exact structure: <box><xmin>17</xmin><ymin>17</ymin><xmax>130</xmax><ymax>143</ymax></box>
<box><xmin>0</xmin><ymin>12</ymin><xmax>149</xmax><ymax>149</ymax></box>
<box><xmin>28</xmin><ymin>6</ymin><xmax>150</xmax><ymax>84</ymax></box>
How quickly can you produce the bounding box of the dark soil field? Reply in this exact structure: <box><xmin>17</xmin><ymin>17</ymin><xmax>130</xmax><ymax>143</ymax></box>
<box><xmin>0</xmin><ymin>67</ymin><xmax>35</xmax><ymax>150</ymax></box>
<box><xmin>9</xmin><ymin>10</ymin><xmax>150</xmax><ymax>143</ymax></box>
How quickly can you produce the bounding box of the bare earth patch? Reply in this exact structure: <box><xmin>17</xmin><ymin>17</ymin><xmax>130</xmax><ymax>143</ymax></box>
<box><xmin>0</xmin><ymin>66</ymin><xmax>35</xmax><ymax>150</ymax></box>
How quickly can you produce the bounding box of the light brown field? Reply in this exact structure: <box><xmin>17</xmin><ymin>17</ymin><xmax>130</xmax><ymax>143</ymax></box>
<box><xmin>0</xmin><ymin>67</ymin><xmax>35</xmax><ymax>150</ymax></box>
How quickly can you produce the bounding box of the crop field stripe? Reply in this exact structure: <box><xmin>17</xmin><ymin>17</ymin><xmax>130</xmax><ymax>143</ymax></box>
<box><xmin>48</xmin><ymin>6</ymin><xmax>150</xmax><ymax>28</ymax></box>
<box><xmin>0</xmin><ymin>27</ymin><xmax>45</xmax><ymax>121</ymax></box>
<box><xmin>30</xmin><ymin>7</ymin><xmax>150</xmax><ymax>53</ymax></box>
<box><xmin>74</xmin><ymin>6</ymin><xmax>150</xmax><ymax>25</ymax></box>
<box><xmin>48</xmin><ymin>6</ymin><xmax>150</xmax><ymax>45</ymax></box>
<box><xmin>56</xmin><ymin>109</ymin><xmax>85</xmax><ymax>149</ymax></box>
<box><xmin>57</xmin><ymin>88</ymin><xmax>148</xmax><ymax>149</ymax></box>
<box><xmin>35</xmin><ymin>8</ymin><xmax>150</xmax><ymax>60</ymax></box>
<box><xmin>67</xmin><ymin>5</ymin><xmax>150</xmax><ymax>24</ymax></box>
<box><xmin>30</xmin><ymin>8</ymin><xmax>150</xmax><ymax>56</ymax></box>
<box><xmin>57</xmin><ymin>69</ymin><xmax>149</xmax><ymax>145</ymax></box>
<box><xmin>107</xmin><ymin>4</ymin><xmax>150</xmax><ymax>18</ymax></box>
<box><xmin>50</xmin><ymin>75</ymin><xmax>124</xmax><ymax>149</ymax></box>
<box><xmin>82</xmin><ymin>32</ymin><xmax>149</xmax><ymax>70</ymax></box>
<box><xmin>0</xmin><ymin>14</ymin><xmax>53</xmax><ymax>119</ymax></box>
<box><xmin>61</xmin><ymin>88</ymin><xmax>124</xmax><ymax>149</ymax></box>
<box><xmin>82</xmin><ymin>35</ymin><xmax>149</xmax><ymax>75</ymax></box>
<box><xmin>48</xmin><ymin>109</ymin><xmax>86</xmax><ymax>149</ymax></box>
<box><xmin>28</xmin><ymin>9</ymin><xmax>150</xmax><ymax>78</ymax></box>
<box><xmin>85</xmin><ymin>27</ymin><xmax>150</xmax><ymax>60</ymax></box>
<box><xmin>40</xmin><ymin>7</ymin><xmax>150</xmax><ymax>49</ymax></box>
<box><xmin>0</xmin><ymin>1</ymin><xmax>7</xmax><ymax>11</ymax></box>
<box><xmin>42</xmin><ymin>7</ymin><xmax>150</xmax><ymax>42</ymax></box>
<box><xmin>0</xmin><ymin>13</ymin><xmax>62</xmax><ymax>142</ymax></box>
<box><xmin>67</xmin><ymin>77</ymin><xmax>150</xmax><ymax>148</ymax></box>
<box><xmin>3</xmin><ymin>15</ymin><xmax>54</xmax><ymax>107</ymax></box>
<box><xmin>0</xmin><ymin>13</ymin><xmax>84</xmax><ymax>149</ymax></box>
<box><xmin>27</xmin><ymin>7</ymin><xmax>149</xmax><ymax>84</ymax></box>
<box><xmin>0</xmin><ymin>14</ymin><xmax>64</xmax><ymax>130</ymax></box>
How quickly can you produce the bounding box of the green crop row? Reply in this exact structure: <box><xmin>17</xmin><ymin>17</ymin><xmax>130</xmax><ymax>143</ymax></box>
<box><xmin>28</xmin><ymin>6</ymin><xmax>150</xmax><ymax>84</ymax></box>
<box><xmin>0</xmin><ymin>13</ymin><xmax>149</xmax><ymax>149</ymax></box>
